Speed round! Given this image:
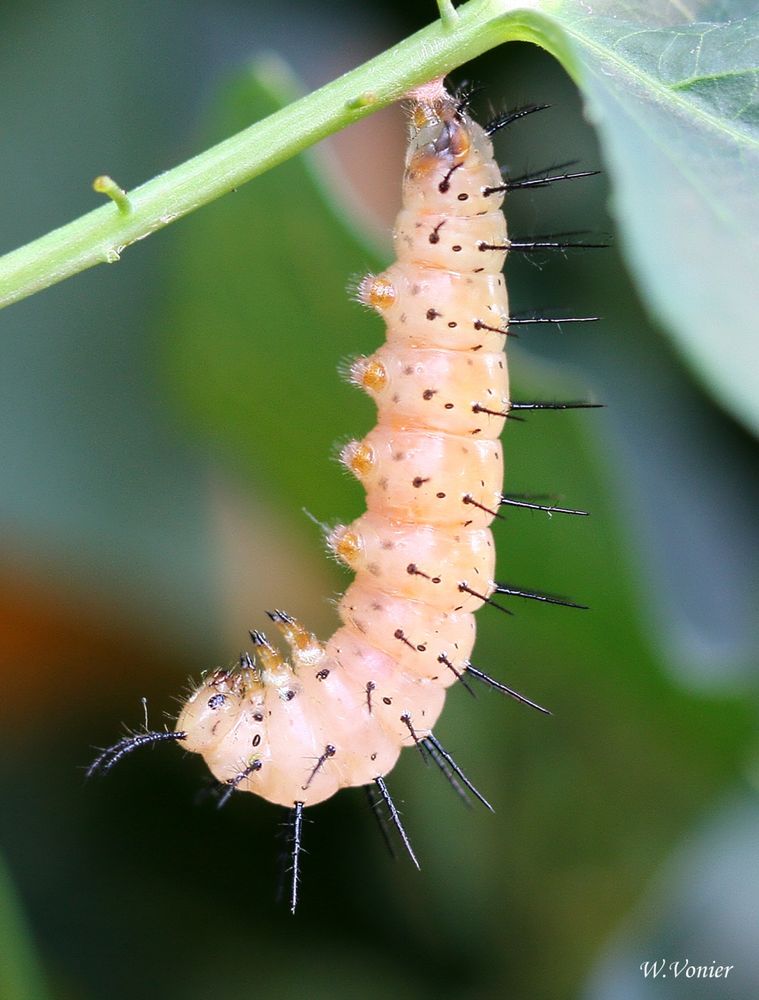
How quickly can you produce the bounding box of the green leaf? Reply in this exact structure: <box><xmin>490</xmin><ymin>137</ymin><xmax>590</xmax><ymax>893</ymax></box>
<box><xmin>0</xmin><ymin>852</ymin><xmax>49</xmax><ymax>1000</ymax></box>
<box><xmin>538</xmin><ymin>0</ymin><xmax>759</xmax><ymax>433</ymax></box>
<box><xmin>165</xmin><ymin>48</ymin><xmax>755</xmax><ymax>1000</ymax></box>
<box><xmin>165</xmin><ymin>58</ymin><xmax>384</xmax><ymax>538</ymax></box>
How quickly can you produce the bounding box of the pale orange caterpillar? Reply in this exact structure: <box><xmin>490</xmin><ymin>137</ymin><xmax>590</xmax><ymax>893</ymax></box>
<box><xmin>89</xmin><ymin>83</ymin><xmax>601</xmax><ymax>911</ymax></box>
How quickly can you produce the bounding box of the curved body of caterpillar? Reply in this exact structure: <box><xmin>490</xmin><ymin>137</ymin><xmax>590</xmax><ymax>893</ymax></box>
<box><xmin>175</xmin><ymin>91</ymin><xmax>509</xmax><ymax>809</ymax></box>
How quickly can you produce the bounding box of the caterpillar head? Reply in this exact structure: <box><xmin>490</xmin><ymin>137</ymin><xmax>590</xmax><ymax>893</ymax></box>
<box><xmin>407</xmin><ymin>97</ymin><xmax>471</xmax><ymax>169</ymax></box>
<box><xmin>404</xmin><ymin>94</ymin><xmax>503</xmax><ymax>214</ymax></box>
<box><xmin>176</xmin><ymin>665</ymin><xmax>257</xmax><ymax>753</ymax></box>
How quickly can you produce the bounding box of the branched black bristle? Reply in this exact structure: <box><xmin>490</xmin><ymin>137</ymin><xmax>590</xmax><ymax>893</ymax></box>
<box><xmin>289</xmin><ymin>801</ymin><xmax>305</xmax><ymax>915</ymax></box>
<box><xmin>365</xmin><ymin>784</ymin><xmax>398</xmax><ymax>859</ymax></box>
<box><xmin>458</xmin><ymin>584</ymin><xmax>514</xmax><ymax>616</ymax></box>
<box><xmin>473</xmin><ymin>318</ymin><xmax>514</xmax><ymax>337</ymax></box>
<box><xmin>506</xmin><ymin>234</ymin><xmax>610</xmax><ymax>252</ymax></box>
<box><xmin>215</xmin><ymin>783</ymin><xmax>236</xmax><ymax>811</ymax></box>
<box><xmin>86</xmin><ymin>730</ymin><xmax>186</xmax><ymax>779</ymax></box>
<box><xmin>400</xmin><ymin>714</ymin><xmax>428</xmax><ymax>760</ymax></box>
<box><xmin>462</xmin><ymin>493</ymin><xmax>504</xmax><ymax>520</ymax></box>
<box><xmin>509</xmin><ymin>401</ymin><xmax>604</xmax><ymax>412</ymax></box>
<box><xmin>500</xmin><ymin>494</ymin><xmax>588</xmax><ymax>516</ymax></box>
<box><xmin>484</xmin><ymin>165</ymin><xmax>600</xmax><ymax>196</ymax></box>
<box><xmin>484</xmin><ymin>103</ymin><xmax>550</xmax><ymax>137</ymax></box>
<box><xmin>465</xmin><ymin>665</ymin><xmax>552</xmax><ymax>715</ymax></box>
<box><xmin>419</xmin><ymin>739</ymin><xmax>472</xmax><ymax>808</ymax></box>
<box><xmin>374</xmin><ymin>776</ymin><xmax>420</xmax><ymax>870</ymax></box>
<box><xmin>302</xmin><ymin>745</ymin><xmax>336</xmax><ymax>792</ymax></box>
<box><xmin>472</xmin><ymin>403</ymin><xmax>511</xmax><ymax>419</ymax></box>
<box><xmin>216</xmin><ymin>760</ymin><xmax>262</xmax><ymax>809</ymax></box>
<box><xmin>494</xmin><ymin>582</ymin><xmax>588</xmax><ymax>610</ymax></box>
<box><xmin>505</xmin><ymin>167</ymin><xmax>601</xmax><ymax>191</ymax></box>
<box><xmin>423</xmin><ymin>734</ymin><xmax>494</xmax><ymax>812</ymax></box>
<box><xmin>267</xmin><ymin>608</ymin><xmax>295</xmax><ymax>624</ymax></box>
<box><xmin>473</xmin><ymin>400</ymin><xmax>602</xmax><ymax>420</ymax></box>
<box><xmin>437</xmin><ymin>653</ymin><xmax>477</xmax><ymax>696</ymax></box>
<box><xmin>509</xmin><ymin>313</ymin><xmax>600</xmax><ymax>328</ymax></box>
<box><xmin>507</xmin><ymin>158</ymin><xmax>580</xmax><ymax>177</ymax></box>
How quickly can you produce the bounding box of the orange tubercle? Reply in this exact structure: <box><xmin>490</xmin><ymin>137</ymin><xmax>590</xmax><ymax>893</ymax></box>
<box><xmin>359</xmin><ymin>274</ymin><xmax>397</xmax><ymax>310</ymax></box>
<box><xmin>328</xmin><ymin>525</ymin><xmax>363</xmax><ymax>568</ymax></box>
<box><xmin>340</xmin><ymin>440</ymin><xmax>375</xmax><ymax>479</ymax></box>
<box><xmin>351</xmin><ymin>356</ymin><xmax>387</xmax><ymax>393</ymax></box>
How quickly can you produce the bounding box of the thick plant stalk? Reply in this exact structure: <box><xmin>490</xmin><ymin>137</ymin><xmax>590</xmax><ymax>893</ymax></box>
<box><xmin>0</xmin><ymin>0</ymin><xmax>554</xmax><ymax>311</ymax></box>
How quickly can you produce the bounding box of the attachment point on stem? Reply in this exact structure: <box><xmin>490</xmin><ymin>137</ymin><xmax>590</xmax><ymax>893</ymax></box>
<box><xmin>346</xmin><ymin>92</ymin><xmax>379</xmax><ymax>111</ymax></box>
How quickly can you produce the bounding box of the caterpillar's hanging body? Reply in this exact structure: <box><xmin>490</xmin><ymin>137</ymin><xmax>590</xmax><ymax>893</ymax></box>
<box><xmin>177</xmin><ymin>91</ymin><xmax>506</xmax><ymax>808</ymax></box>
<box><xmin>90</xmin><ymin>82</ymin><xmax>598</xmax><ymax>904</ymax></box>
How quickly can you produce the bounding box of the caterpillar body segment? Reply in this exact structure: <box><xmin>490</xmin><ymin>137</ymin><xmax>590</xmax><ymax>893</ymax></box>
<box><xmin>338</xmin><ymin>581</ymin><xmax>477</xmax><ymax>685</ymax></box>
<box><xmin>342</xmin><ymin>428</ymin><xmax>504</xmax><ymax>529</ymax></box>
<box><xmin>359</xmin><ymin>266</ymin><xmax>509</xmax><ymax>353</ymax></box>
<box><xmin>329</xmin><ymin>514</ymin><xmax>496</xmax><ymax>610</ymax></box>
<box><xmin>350</xmin><ymin>344</ymin><xmax>510</xmax><ymax>436</ymax></box>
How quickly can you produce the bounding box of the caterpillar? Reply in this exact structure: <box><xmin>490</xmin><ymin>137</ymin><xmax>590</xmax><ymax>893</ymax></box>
<box><xmin>88</xmin><ymin>79</ymin><xmax>601</xmax><ymax>911</ymax></box>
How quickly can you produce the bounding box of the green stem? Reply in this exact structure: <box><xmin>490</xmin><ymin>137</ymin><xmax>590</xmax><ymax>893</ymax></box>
<box><xmin>0</xmin><ymin>0</ymin><xmax>559</xmax><ymax>311</ymax></box>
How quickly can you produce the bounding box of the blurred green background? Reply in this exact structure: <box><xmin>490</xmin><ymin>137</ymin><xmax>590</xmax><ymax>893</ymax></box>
<box><xmin>1</xmin><ymin>2</ymin><xmax>757</xmax><ymax>999</ymax></box>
